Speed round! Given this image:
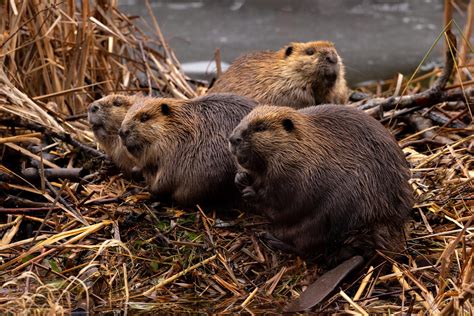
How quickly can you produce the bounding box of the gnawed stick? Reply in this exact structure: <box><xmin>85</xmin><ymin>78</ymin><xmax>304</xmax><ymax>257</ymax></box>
<box><xmin>360</xmin><ymin>87</ymin><xmax>474</xmax><ymax>119</ymax></box>
<box><xmin>21</xmin><ymin>167</ymin><xmax>84</xmax><ymax>180</ymax></box>
<box><xmin>404</xmin><ymin>113</ymin><xmax>454</xmax><ymax>146</ymax></box>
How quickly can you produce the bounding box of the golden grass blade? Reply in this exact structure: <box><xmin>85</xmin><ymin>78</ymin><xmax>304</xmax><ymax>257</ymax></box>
<box><xmin>141</xmin><ymin>254</ymin><xmax>217</xmax><ymax>297</ymax></box>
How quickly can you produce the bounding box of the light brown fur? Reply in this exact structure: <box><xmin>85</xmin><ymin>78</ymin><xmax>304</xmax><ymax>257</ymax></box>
<box><xmin>87</xmin><ymin>94</ymin><xmax>144</xmax><ymax>173</ymax></box>
<box><xmin>209</xmin><ymin>41</ymin><xmax>348</xmax><ymax>108</ymax></box>
<box><xmin>119</xmin><ymin>93</ymin><xmax>257</xmax><ymax>206</ymax></box>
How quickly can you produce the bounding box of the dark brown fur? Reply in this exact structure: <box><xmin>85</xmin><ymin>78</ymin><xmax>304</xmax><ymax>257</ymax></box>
<box><xmin>119</xmin><ymin>93</ymin><xmax>257</xmax><ymax>206</ymax></box>
<box><xmin>88</xmin><ymin>94</ymin><xmax>144</xmax><ymax>173</ymax></box>
<box><xmin>209</xmin><ymin>41</ymin><xmax>348</xmax><ymax>108</ymax></box>
<box><xmin>229</xmin><ymin>105</ymin><xmax>413</xmax><ymax>265</ymax></box>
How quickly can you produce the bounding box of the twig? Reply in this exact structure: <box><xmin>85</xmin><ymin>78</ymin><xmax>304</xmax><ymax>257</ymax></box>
<box><xmin>353</xmin><ymin>266</ymin><xmax>374</xmax><ymax>301</ymax></box>
<box><xmin>215</xmin><ymin>48</ymin><xmax>222</xmax><ymax>78</ymax></box>
<box><xmin>30</xmin><ymin>181</ymin><xmax>67</xmax><ymax>246</ymax></box>
<box><xmin>0</xmin><ymin>206</ymin><xmax>61</xmax><ymax>214</ymax></box>
<box><xmin>457</xmin><ymin>0</ymin><xmax>474</xmax><ymax>83</ymax></box>
<box><xmin>339</xmin><ymin>290</ymin><xmax>369</xmax><ymax>316</ymax></box>
<box><xmin>141</xmin><ymin>254</ymin><xmax>217</xmax><ymax>297</ymax></box>
<box><xmin>64</xmin><ymin>113</ymin><xmax>88</xmax><ymax>121</ymax></box>
<box><xmin>241</xmin><ymin>287</ymin><xmax>259</xmax><ymax>308</ymax></box>
<box><xmin>44</xmin><ymin>180</ymin><xmax>88</xmax><ymax>225</ymax></box>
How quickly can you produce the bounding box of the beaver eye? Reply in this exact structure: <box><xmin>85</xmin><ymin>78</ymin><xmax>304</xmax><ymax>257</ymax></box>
<box><xmin>282</xmin><ymin>118</ymin><xmax>294</xmax><ymax>131</ymax></box>
<box><xmin>140</xmin><ymin>113</ymin><xmax>150</xmax><ymax>123</ymax></box>
<box><xmin>254</xmin><ymin>124</ymin><xmax>267</xmax><ymax>132</ymax></box>
<box><xmin>306</xmin><ymin>48</ymin><xmax>315</xmax><ymax>56</ymax></box>
<box><xmin>112</xmin><ymin>99</ymin><xmax>122</xmax><ymax>107</ymax></box>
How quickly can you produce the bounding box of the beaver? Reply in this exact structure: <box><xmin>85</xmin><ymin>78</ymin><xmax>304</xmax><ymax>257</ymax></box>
<box><xmin>119</xmin><ymin>93</ymin><xmax>257</xmax><ymax>206</ymax></box>
<box><xmin>229</xmin><ymin>105</ymin><xmax>413</xmax><ymax>265</ymax></box>
<box><xmin>208</xmin><ymin>41</ymin><xmax>348</xmax><ymax>108</ymax></box>
<box><xmin>87</xmin><ymin>94</ymin><xmax>143</xmax><ymax>174</ymax></box>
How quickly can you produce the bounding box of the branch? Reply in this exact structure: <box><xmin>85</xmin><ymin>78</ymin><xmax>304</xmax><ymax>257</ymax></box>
<box><xmin>352</xmin><ymin>31</ymin><xmax>464</xmax><ymax>118</ymax></box>
<box><xmin>22</xmin><ymin>167</ymin><xmax>84</xmax><ymax>180</ymax></box>
<box><xmin>0</xmin><ymin>119</ymin><xmax>105</xmax><ymax>159</ymax></box>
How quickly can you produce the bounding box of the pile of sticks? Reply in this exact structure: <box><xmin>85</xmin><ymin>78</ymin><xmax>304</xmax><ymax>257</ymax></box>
<box><xmin>0</xmin><ymin>1</ymin><xmax>472</xmax><ymax>314</ymax></box>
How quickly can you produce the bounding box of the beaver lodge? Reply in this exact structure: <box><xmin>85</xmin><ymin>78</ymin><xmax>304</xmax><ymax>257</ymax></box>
<box><xmin>0</xmin><ymin>1</ymin><xmax>472</xmax><ymax>314</ymax></box>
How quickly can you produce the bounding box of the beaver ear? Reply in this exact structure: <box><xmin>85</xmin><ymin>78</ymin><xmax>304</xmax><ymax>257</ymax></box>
<box><xmin>160</xmin><ymin>103</ymin><xmax>171</xmax><ymax>115</ymax></box>
<box><xmin>112</xmin><ymin>98</ymin><xmax>123</xmax><ymax>107</ymax></box>
<box><xmin>285</xmin><ymin>46</ymin><xmax>293</xmax><ymax>58</ymax></box>
<box><xmin>282</xmin><ymin>118</ymin><xmax>294</xmax><ymax>132</ymax></box>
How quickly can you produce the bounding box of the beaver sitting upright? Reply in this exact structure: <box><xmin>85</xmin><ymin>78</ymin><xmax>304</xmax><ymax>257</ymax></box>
<box><xmin>119</xmin><ymin>93</ymin><xmax>257</xmax><ymax>206</ymax></box>
<box><xmin>229</xmin><ymin>105</ymin><xmax>413</xmax><ymax>265</ymax></box>
<box><xmin>208</xmin><ymin>41</ymin><xmax>348</xmax><ymax>108</ymax></box>
<box><xmin>88</xmin><ymin>94</ymin><xmax>145</xmax><ymax>174</ymax></box>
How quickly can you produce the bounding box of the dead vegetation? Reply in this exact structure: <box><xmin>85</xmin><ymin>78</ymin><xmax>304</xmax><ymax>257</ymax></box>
<box><xmin>0</xmin><ymin>1</ymin><xmax>472</xmax><ymax>314</ymax></box>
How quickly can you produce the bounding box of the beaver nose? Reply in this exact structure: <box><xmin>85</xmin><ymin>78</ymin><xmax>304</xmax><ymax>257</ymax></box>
<box><xmin>89</xmin><ymin>103</ymin><xmax>99</xmax><ymax>113</ymax></box>
<box><xmin>229</xmin><ymin>135</ymin><xmax>243</xmax><ymax>146</ymax></box>
<box><xmin>119</xmin><ymin>128</ymin><xmax>129</xmax><ymax>140</ymax></box>
<box><xmin>325</xmin><ymin>52</ymin><xmax>338</xmax><ymax>64</ymax></box>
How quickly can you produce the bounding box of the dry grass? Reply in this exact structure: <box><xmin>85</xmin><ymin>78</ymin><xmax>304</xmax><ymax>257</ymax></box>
<box><xmin>0</xmin><ymin>1</ymin><xmax>473</xmax><ymax>314</ymax></box>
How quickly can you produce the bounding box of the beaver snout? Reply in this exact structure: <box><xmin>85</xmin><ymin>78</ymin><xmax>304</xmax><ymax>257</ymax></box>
<box><xmin>118</xmin><ymin>127</ymin><xmax>130</xmax><ymax>140</ymax></box>
<box><xmin>119</xmin><ymin>127</ymin><xmax>143</xmax><ymax>156</ymax></box>
<box><xmin>87</xmin><ymin>103</ymin><xmax>104</xmax><ymax>128</ymax></box>
<box><xmin>229</xmin><ymin>134</ymin><xmax>243</xmax><ymax>146</ymax></box>
<box><xmin>88</xmin><ymin>102</ymin><xmax>100</xmax><ymax>114</ymax></box>
<box><xmin>324</xmin><ymin>51</ymin><xmax>338</xmax><ymax>64</ymax></box>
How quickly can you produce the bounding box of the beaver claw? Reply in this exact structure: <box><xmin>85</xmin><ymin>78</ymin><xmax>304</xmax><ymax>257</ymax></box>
<box><xmin>241</xmin><ymin>186</ymin><xmax>257</xmax><ymax>200</ymax></box>
<box><xmin>235</xmin><ymin>171</ymin><xmax>252</xmax><ymax>190</ymax></box>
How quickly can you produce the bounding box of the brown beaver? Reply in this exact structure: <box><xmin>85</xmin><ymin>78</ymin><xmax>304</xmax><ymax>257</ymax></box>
<box><xmin>119</xmin><ymin>93</ymin><xmax>257</xmax><ymax>206</ymax></box>
<box><xmin>229</xmin><ymin>105</ymin><xmax>412</xmax><ymax>265</ymax></box>
<box><xmin>88</xmin><ymin>94</ymin><xmax>144</xmax><ymax>174</ymax></box>
<box><xmin>208</xmin><ymin>41</ymin><xmax>348</xmax><ymax>108</ymax></box>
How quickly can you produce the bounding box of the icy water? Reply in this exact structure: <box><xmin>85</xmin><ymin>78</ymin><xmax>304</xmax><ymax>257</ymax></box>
<box><xmin>120</xmin><ymin>0</ymin><xmax>462</xmax><ymax>85</ymax></box>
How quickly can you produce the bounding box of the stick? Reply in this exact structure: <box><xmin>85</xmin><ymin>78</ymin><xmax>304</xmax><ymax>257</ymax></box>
<box><xmin>241</xmin><ymin>287</ymin><xmax>259</xmax><ymax>308</ymax></box>
<box><xmin>4</xmin><ymin>142</ymin><xmax>60</xmax><ymax>169</ymax></box>
<box><xmin>0</xmin><ymin>206</ymin><xmax>61</xmax><ymax>214</ymax></box>
<box><xmin>407</xmin><ymin>113</ymin><xmax>453</xmax><ymax>146</ymax></box>
<box><xmin>353</xmin><ymin>266</ymin><xmax>374</xmax><ymax>301</ymax></box>
<box><xmin>214</xmin><ymin>48</ymin><xmax>222</xmax><ymax>78</ymax></box>
<box><xmin>0</xmin><ymin>132</ymin><xmax>42</xmax><ymax>144</ymax></box>
<box><xmin>22</xmin><ymin>167</ymin><xmax>84</xmax><ymax>180</ymax></box>
<box><xmin>339</xmin><ymin>290</ymin><xmax>369</xmax><ymax>316</ymax></box>
<box><xmin>141</xmin><ymin>254</ymin><xmax>217</xmax><ymax>297</ymax></box>
<box><xmin>0</xmin><ymin>119</ymin><xmax>105</xmax><ymax>158</ymax></box>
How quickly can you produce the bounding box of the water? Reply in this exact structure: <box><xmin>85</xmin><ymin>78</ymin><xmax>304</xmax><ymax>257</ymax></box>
<box><xmin>120</xmin><ymin>0</ymin><xmax>465</xmax><ymax>85</ymax></box>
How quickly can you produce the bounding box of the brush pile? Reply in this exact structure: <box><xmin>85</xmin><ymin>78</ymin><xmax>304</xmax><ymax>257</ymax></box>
<box><xmin>0</xmin><ymin>1</ymin><xmax>472</xmax><ymax>314</ymax></box>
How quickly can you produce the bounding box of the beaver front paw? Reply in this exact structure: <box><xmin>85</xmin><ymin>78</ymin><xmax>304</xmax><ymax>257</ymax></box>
<box><xmin>241</xmin><ymin>186</ymin><xmax>258</xmax><ymax>200</ymax></box>
<box><xmin>235</xmin><ymin>171</ymin><xmax>253</xmax><ymax>190</ymax></box>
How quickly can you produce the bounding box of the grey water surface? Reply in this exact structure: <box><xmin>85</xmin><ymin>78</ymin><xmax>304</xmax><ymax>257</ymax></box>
<box><xmin>120</xmin><ymin>0</ymin><xmax>463</xmax><ymax>85</ymax></box>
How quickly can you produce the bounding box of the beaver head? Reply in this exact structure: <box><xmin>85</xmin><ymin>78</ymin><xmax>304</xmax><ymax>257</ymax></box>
<box><xmin>280</xmin><ymin>41</ymin><xmax>344</xmax><ymax>89</ymax></box>
<box><xmin>119</xmin><ymin>98</ymin><xmax>193</xmax><ymax>165</ymax></box>
<box><xmin>229</xmin><ymin>106</ymin><xmax>311</xmax><ymax>174</ymax></box>
<box><xmin>88</xmin><ymin>94</ymin><xmax>136</xmax><ymax>144</ymax></box>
